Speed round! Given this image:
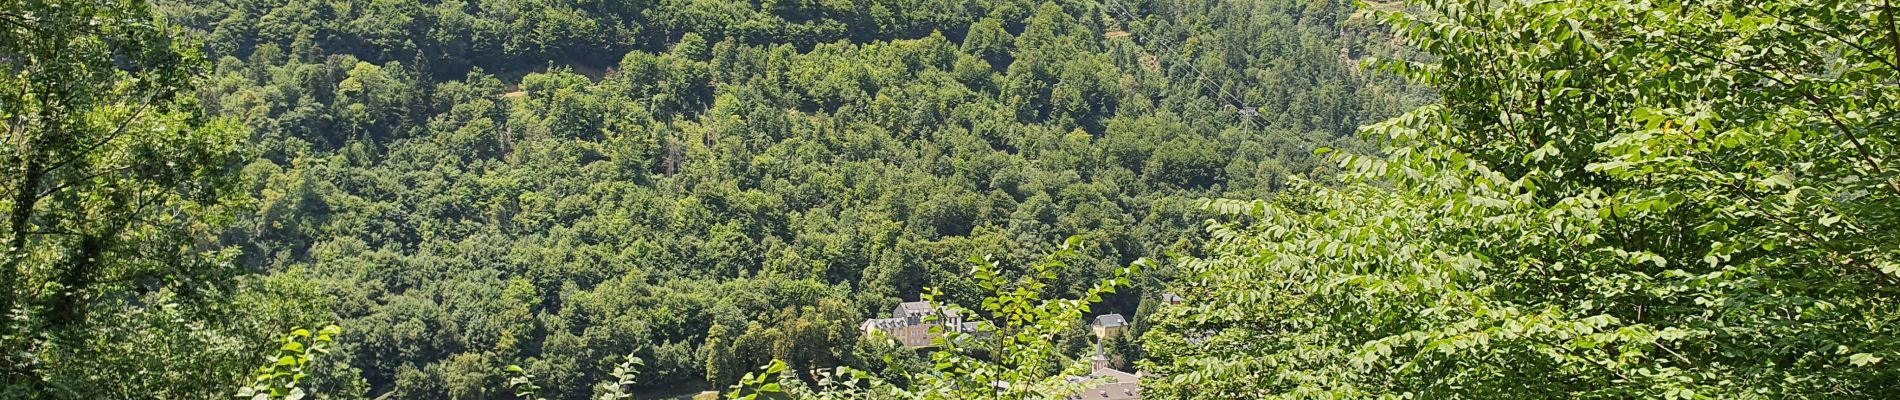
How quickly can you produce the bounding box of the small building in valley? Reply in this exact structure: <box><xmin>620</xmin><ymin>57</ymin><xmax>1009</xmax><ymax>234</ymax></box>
<box><xmin>1160</xmin><ymin>293</ymin><xmax>1185</xmax><ymax>305</ymax></box>
<box><xmin>1091</xmin><ymin>313</ymin><xmax>1128</xmax><ymax>339</ymax></box>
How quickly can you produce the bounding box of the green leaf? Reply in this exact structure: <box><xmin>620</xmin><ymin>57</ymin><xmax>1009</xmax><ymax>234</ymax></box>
<box><xmin>1849</xmin><ymin>353</ymin><xmax>1882</xmax><ymax>367</ymax></box>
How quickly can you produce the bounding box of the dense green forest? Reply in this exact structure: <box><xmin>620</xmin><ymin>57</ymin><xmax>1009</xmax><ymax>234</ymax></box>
<box><xmin>3</xmin><ymin>0</ymin><xmax>1418</xmax><ymax>397</ymax></box>
<box><xmin>3</xmin><ymin>0</ymin><xmax>1897</xmax><ymax>398</ymax></box>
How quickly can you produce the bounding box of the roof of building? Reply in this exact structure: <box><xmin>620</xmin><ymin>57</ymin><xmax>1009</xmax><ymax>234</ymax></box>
<box><xmin>896</xmin><ymin>301</ymin><xmax>933</xmax><ymax>313</ymax></box>
<box><xmin>958</xmin><ymin>321</ymin><xmax>992</xmax><ymax>333</ymax></box>
<box><xmin>1062</xmin><ymin>367</ymin><xmax>1143</xmax><ymax>400</ymax></box>
<box><xmin>1093</xmin><ymin>313</ymin><xmax>1128</xmax><ymax>328</ymax></box>
<box><xmin>860</xmin><ymin>318</ymin><xmax>909</xmax><ymax>331</ymax></box>
<box><xmin>1090</xmin><ymin>367</ymin><xmax>1138</xmax><ymax>383</ymax></box>
<box><xmin>896</xmin><ymin>301</ymin><xmax>961</xmax><ymax>318</ymax></box>
<box><xmin>1160</xmin><ymin>293</ymin><xmax>1185</xmax><ymax>303</ymax></box>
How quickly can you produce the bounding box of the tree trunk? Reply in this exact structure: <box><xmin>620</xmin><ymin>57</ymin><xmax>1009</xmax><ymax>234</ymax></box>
<box><xmin>47</xmin><ymin>234</ymin><xmax>102</xmax><ymax>329</ymax></box>
<box><xmin>1</xmin><ymin>159</ymin><xmax>42</xmax><ymax>336</ymax></box>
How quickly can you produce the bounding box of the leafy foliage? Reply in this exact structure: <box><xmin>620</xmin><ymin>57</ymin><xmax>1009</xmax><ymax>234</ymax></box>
<box><xmin>237</xmin><ymin>325</ymin><xmax>342</xmax><ymax>400</ymax></box>
<box><xmin>14</xmin><ymin>0</ymin><xmax>1896</xmax><ymax>397</ymax></box>
<box><xmin>1143</xmin><ymin>0</ymin><xmax>1900</xmax><ymax>398</ymax></box>
<box><xmin>506</xmin><ymin>364</ymin><xmax>549</xmax><ymax>400</ymax></box>
<box><xmin>0</xmin><ymin>0</ymin><xmax>261</xmax><ymax>396</ymax></box>
<box><xmin>595</xmin><ymin>353</ymin><xmax>646</xmax><ymax>400</ymax></box>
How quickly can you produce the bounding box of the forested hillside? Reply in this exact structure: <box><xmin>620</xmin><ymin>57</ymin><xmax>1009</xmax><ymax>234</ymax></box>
<box><xmin>3</xmin><ymin>0</ymin><xmax>1419</xmax><ymax>398</ymax></box>
<box><xmin>6</xmin><ymin>0</ymin><xmax>1896</xmax><ymax>399</ymax></box>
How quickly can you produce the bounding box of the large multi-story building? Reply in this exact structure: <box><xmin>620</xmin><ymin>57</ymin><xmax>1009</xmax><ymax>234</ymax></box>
<box><xmin>859</xmin><ymin>301</ymin><xmax>986</xmax><ymax>348</ymax></box>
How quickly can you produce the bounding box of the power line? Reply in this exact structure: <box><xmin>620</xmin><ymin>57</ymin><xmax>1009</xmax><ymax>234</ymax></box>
<box><xmin>1100</xmin><ymin>0</ymin><xmax>1242</xmax><ymax>105</ymax></box>
<box><xmin>1099</xmin><ymin>0</ymin><xmax>1262</xmax><ymax>129</ymax></box>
